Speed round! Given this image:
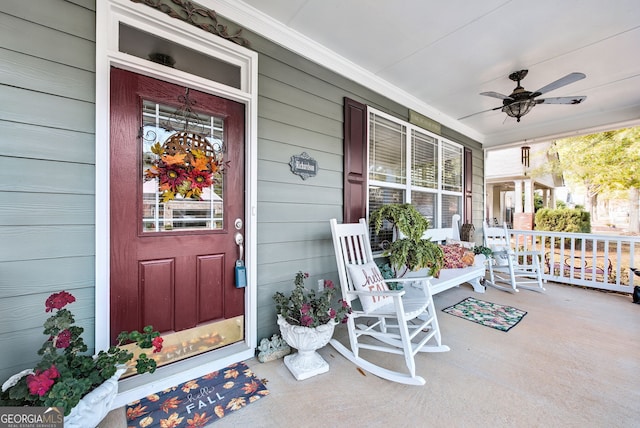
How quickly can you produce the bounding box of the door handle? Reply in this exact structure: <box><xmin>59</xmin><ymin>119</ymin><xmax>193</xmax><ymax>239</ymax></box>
<box><xmin>234</xmin><ymin>232</ymin><xmax>246</xmax><ymax>288</ymax></box>
<box><xmin>235</xmin><ymin>232</ymin><xmax>244</xmax><ymax>262</ymax></box>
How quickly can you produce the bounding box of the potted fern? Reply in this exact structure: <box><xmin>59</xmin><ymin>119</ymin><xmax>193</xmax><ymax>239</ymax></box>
<box><xmin>370</xmin><ymin>203</ymin><xmax>444</xmax><ymax>278</ymax></box>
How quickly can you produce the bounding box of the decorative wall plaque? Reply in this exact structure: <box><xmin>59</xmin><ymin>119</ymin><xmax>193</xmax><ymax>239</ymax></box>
<box><xmin>289</xmin><ymin>152</ymin><xmax>318</xmax><ymax>180</ymax></box>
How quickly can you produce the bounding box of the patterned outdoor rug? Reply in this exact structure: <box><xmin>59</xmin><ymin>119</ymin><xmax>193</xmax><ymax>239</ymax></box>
<box><xmin>126</xmin><ymin>361</ymin><xmax>269</xmax><ymax>427</ymax></box>
<box><xmin>442</xmin><ymin>297</ymin><xmax>527</xmax><ymax>332</ymax></box>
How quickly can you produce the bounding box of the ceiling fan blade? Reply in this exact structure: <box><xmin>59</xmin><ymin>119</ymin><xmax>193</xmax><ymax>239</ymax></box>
<box><xmin>480</xmin><ymin>91</ymin><xmax>512</xmax><ymax>100</ymax></box>
<box><xmin>458</xmin><ymin>105</ymin><xmax>503</xmax><ymax>120</ymax></box>
<box><xmin>532</xmin><ymin>72</ymin><xmax>586</xmax><ymax>96</ymax></box>
<box><xmin>537</xmin><ymin>96</ymin><xmax>586</xmax><ymax>105</ymax></box>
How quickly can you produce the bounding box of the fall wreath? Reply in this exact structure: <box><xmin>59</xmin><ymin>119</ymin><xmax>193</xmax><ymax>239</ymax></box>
<box><xmin>144</xmin><ymin>132</ymin><xmax>223</xmax><ymax>202</ymax></box>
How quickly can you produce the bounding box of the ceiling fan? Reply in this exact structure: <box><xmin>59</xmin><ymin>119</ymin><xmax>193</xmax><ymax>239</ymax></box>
<box><xmin>460</xmin><ymin>70</ymin><xmax>586</xmax><ymax>122</ymax></box>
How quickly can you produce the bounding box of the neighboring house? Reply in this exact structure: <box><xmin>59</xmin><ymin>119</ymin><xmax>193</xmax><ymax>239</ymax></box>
<box><xmin>0</xmin><ymin>0</ymin><xmax>486</xmax><ymax>405</ymax></box>
<box><xmin>485</xmin><ymin>143</ymin><xmax>564</xmax><ymax>228</ymax></box>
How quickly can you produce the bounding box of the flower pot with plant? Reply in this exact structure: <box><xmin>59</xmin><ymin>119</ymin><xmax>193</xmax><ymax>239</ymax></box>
<box><xmin>272</xmin><ymin>272</ymin><xmax>351</xmax><ymax>380</ymax></box>
<box><xmin>370</xmin><ymin>203</ymin><xmax>444</xmax><ymax>278</ymax></box>
<box><xmin>472</xmin><ymin>245</ymin><xmax>493</xmax><ymax>258</ymax></box>
<box><xmin>0</xmin><ymin>291</ymin><xmax>163</xmax><ymax>427</ymax></box>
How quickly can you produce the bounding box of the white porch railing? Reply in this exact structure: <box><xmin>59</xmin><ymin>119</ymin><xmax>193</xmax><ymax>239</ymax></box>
<box><xmin>506</xmin><ymin>229</ymin><xmax>640</xmax><ymax>294</ymax></box>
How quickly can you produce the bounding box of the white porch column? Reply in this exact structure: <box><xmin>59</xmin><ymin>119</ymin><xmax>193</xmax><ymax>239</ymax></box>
<box><xmin>524</xmin><ymin>179</ymin><xmax>533</xmax><ymax>213</ymax></box>
<box><xmin>514</xmin><ymin>180</ymin><xmax>523</xmax><ymax>214</ymax></box>
<box><xmin>550</xmin><ymin>188</ymin><xmax>556</xmax><ymax>208</ymax></box>
<box><xmin>487</xmin><ymin>185</ymin><xmax>494</xmax><ymax>223</ymax></box>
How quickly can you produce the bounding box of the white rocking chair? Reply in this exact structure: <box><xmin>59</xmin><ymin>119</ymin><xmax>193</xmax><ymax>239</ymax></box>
<box><xmin>329</xmin><ymin>218</ymin><xmax>449</xmax><ymax>386</ymax></box>
<box><xmin>482</xmin><ymin>221</ymin><xmax>545</xmax><ymax>293</ymax></box>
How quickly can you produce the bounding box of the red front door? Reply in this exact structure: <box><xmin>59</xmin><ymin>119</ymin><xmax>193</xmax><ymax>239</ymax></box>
<box><xmin>109</xmin><ymin>68</ymin><xmax>245</xmax><ymax>363</ymax></box>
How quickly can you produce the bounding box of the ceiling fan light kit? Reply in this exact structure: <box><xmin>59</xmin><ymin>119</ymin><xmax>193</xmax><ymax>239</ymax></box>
<box><xmin>467</xmin><ymin>69</ymin><xmax>587</xmax><ymax>123</ymax></box>
<box><xmin>501</xmin><ymin>70</ymin><xmax>536</xmax><ymax>122</ymax></box>
<box><xmin>503</xmin><ymin>99</ymin><xmax>537</xmax><ymax>122</ymax></box>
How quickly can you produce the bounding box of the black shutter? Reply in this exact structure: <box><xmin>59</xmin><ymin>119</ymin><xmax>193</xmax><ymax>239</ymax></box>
<box><xmin>343</xmin><ymin>98</ymin><xmax>367</xmax><ymax>223</ymax></box>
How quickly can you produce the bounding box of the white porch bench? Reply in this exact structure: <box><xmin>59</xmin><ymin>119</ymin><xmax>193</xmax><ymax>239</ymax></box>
<box><xmin>404</xmin><ymin>215</ymin><xmax>486</xmax><ymax>295</ymax></box>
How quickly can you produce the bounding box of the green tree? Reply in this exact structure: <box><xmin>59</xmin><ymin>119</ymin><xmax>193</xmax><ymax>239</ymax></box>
<box><xmin>548</xmin><ymin>127</ymin><xmax>640</xmax><ymax>232</ymax></box>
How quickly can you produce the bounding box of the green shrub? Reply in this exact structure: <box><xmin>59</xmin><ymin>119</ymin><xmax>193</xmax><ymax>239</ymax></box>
<box><xmin>535</xmin><ymin>207</ymin><xmax>591</xmax><ymax>233</ymax></box>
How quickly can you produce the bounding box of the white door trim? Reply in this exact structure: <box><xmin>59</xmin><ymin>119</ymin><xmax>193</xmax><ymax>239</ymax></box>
<box><xmin>96</xmin><ymin>0</ymin><xmax>258</xmax><ymax>406</ymax></box>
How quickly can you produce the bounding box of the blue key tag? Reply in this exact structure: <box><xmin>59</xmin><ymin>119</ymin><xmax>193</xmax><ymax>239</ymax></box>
<box><xmin>235</xmin><ymin>260</ymin><xmax>247</xmax><ymax>288</ymax></box>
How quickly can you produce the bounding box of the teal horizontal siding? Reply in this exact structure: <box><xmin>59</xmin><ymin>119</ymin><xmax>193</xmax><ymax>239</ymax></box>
<box><xmin>0</xmin><ymin>48</ymin><xmax>95</xmax><ymax>102</ymax></box>
<box><xmin>0</xmin><ymin>256</ymin><xmax>95</xmax><ymax>298</ymax></box>
<box><xmin>0</xmin><ymin>158</ymin><xmax>95</xmax><ymax>194</ymax></box>
<box><xmin>0</xmin><ymin>121</ymin><xmax>94</xmax><ymax>163</ymax></box>
<box><xmin>0</xmin><ymin>193</ymin><xmax>94</xmax><ymax>225</ymax></box>
<box><xmin>0</xmin><ymin>86</ymin><xmax>95</xmax><ymax>133</ymax></box>
<box><xmin>0</xmin><ymin>10</ymin><xmax>95</xmax><ymax>71</ymax></box>
<box><xmin>0</xmin><ymin>226</ymin><xmax>95</xmax><ymax>262</ymax></box>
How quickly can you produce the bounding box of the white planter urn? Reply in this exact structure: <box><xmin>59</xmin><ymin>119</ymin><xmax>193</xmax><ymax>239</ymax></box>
<box><xmin>277</xmin><ymin>314</ymin><xmax>336</xmax><ymax>380</ymax></box>
<box><xmin>2</xmin><ymin>366</ymin><xmax>126</xmax><ymax>428</ymax></box>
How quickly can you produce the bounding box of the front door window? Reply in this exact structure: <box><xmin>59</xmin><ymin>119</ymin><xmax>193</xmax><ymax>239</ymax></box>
<box><xmin>141</xmin><ymin>100</ymin><xmax>226</xmax><ymax>232</ymax></box>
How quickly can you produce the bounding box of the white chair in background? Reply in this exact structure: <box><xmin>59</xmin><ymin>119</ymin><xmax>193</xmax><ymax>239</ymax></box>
<box><xmin>482</xmin><ymin>221</ymin><xmax>545</xmax><ymax>292</ymax></box>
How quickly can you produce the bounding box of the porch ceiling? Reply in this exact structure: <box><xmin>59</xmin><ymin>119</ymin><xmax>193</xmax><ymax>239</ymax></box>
<box><xmin>215</xmin><ymin>0</ymin><xmax>640</xmax><ymax>148</ymax></box>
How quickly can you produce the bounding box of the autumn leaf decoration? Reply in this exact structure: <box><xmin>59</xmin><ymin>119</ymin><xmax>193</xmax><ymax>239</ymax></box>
<box><xmin>144</xmin><ymin>139</ymin><xmax>222</xmax><ymax>203</ymax></box>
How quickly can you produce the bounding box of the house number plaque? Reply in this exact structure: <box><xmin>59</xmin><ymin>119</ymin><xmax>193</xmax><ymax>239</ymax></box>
<box><xmin>289</xmin><ymin>152</ymin><xmax>318</xmax><ymax>180</ymax></box>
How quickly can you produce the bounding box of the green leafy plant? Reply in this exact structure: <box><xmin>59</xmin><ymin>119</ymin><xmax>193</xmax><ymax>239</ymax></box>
<box><xmin>375</xmin><ymin>260</ymin><xmax>395</xmax><ymax>280</ymax></box>
<box><xmin>273</xmin><ymin>272</ymin><xmax>351</xmax><ymax>328</ymax></box>
<box><xmin>370</xmin><ymin>203</ymin><xmax>429</xmax><ymax>242</ymax></box>
<box><xmin>472</xmin><ymin>245</ymin><xmax>493</xmax><ymax>258</ymax></box>
<box><xmin>370</xmin><ymin>203</ymin><xmax>444</xmax><ymax>277</ymax></box>
<box><xmin>375</xmin><ymin>260</ymin><xmax>401</xmax><ymax>289</ymax></box>
<box><xmin>0</xmin><ymin>291</ymin><xmax>163</xmax><ymax>416</ymax></box>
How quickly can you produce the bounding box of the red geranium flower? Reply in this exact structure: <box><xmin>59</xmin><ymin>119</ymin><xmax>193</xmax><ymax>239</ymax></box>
<box><xmin>26</xmin><ymin>365</ymin><xmax>59</xmax><ymax>397</ymax></box>
<box><xmin>27</xmin><ymin>373</ymin><xmax>54</xmax><ymax>397</ymax></box>
<box><xmin>54</xmin><ymin>329</ymin><xmax>71</xmax><ymax>349</ymax></box>
<box><xmin>152</xmin><ymin>336</ymin><xmax>164</xmax><ymax>353</ymax></box>
<box><xmin>300</xmin><ymin>303</ymin><xmax>311</xmax><ymax>315</ymax></box>
<box><xmin>43</xmin><ymin>365</ymin><xmax>59</xmax><ymax>380</ymax></box>
<box><xmin>45</xmin><ymin>291</ymin><xmax>75</xmax><ymax>312</ymax></box>
<box><xmin>300</xmin><ymin>315</ymin><xmax>314</xmax><ymax>327</ymax></box>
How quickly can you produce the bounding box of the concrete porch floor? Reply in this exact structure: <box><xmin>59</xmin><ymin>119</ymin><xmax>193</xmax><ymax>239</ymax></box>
<box><xmin>101</xmin><ymin>282</ymin><xmax>639</xmax><ymax>428</ymax></box>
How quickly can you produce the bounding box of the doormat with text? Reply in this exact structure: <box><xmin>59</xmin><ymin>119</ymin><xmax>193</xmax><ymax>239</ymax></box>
<box><xmin>126</xmin><ymin>361</ymin><xmax>269</xmax><ymax>427</ymax></box>
<box><xmin>442</xmin><ymin>297</ymin><xmax>527</xmax><ymax>332</ymax></box>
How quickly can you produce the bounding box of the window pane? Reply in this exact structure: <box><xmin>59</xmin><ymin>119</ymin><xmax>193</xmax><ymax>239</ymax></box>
<box><xmin>141</xmin><ymin>100</ymin><xmax>225</xmax><ymax>233</ymax></box>
<box><xmin>369</xmin><ymin>114</ymin><xmax>406</xmax><ymax>184</ymax></box>
<box><xmin>411</xmin><ymin>192</ymin><xmax>437</xmax><ymax>229</ymax></box>
<box><xmin>442</xmin><ymin>142</ymin><xmax>463</xmax><ymax>192</ymax></box>
<box><xmin>442</xmin><ymin>194</ymin><xmax>462</xmax><ymax>228</ymax></box>
<box><xmin>119</xmin><ymin>23</ymin><xmax>241</xmax><ymax>89</ymax></box>
<box><xmin>369</xmin><ymin>187</ymin><xmax>404</xmax><ymax>251</ymax></box>
<box><xmin>411</xmin><ymin>130</ymin><xmax>437</xmax><ymax>189</ymax></box>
